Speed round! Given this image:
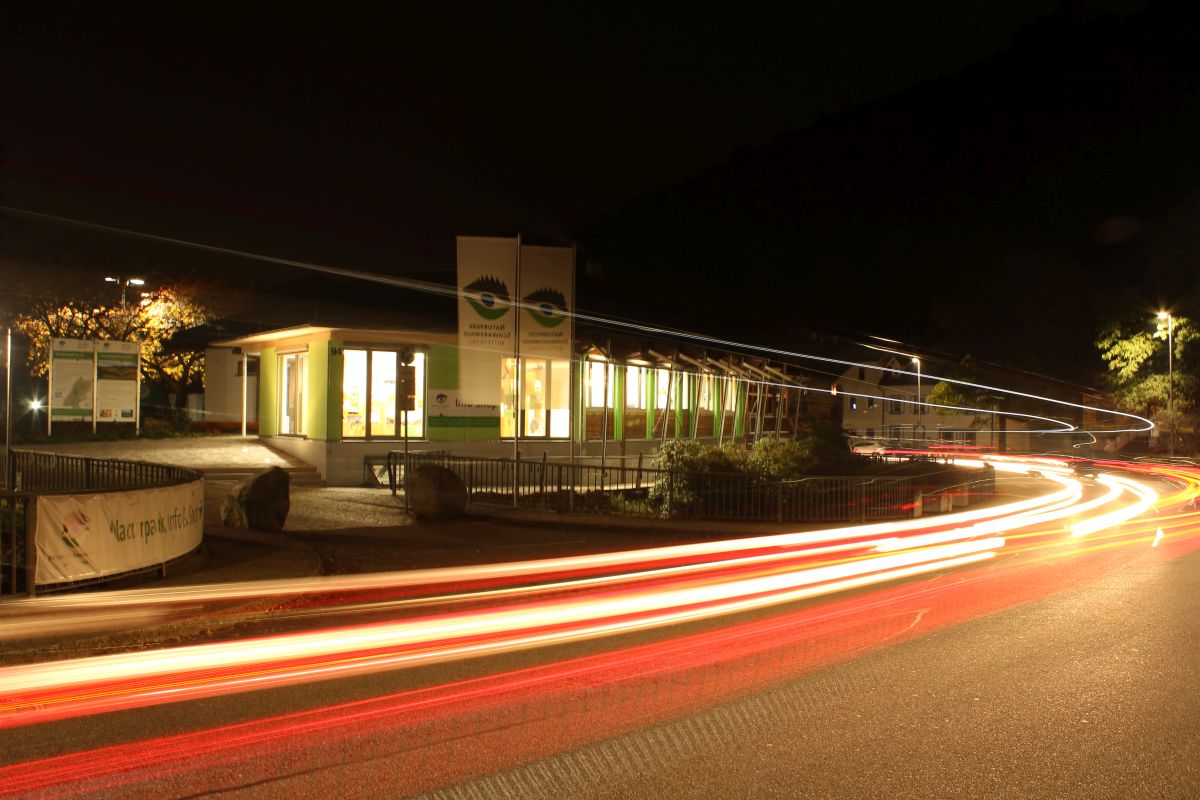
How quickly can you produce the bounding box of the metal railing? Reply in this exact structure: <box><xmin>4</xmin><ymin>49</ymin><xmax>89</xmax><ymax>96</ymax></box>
<box><xmin>7</xmin><ymin>450</ymin><xmax>200</xmax><ymax>494</ymax></box>
<box><xmin>386</xmin><ymin>450</ymin><xmax>995</xmax><ymax>523</ymax></box>
<box><xmin>1</xmin><ymin>495</ymin><xmax>33</xmax><ymax>596</ymax></box>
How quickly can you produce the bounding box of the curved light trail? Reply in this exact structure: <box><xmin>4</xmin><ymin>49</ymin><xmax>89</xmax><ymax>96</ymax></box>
<box><xmin>0</xmin><ymin>454</ymin><xmax>1187</xmax><ymax>733</ymax></box>
<box><xmin>0</xmin><ymin>455</ymin><xmax>1198</xmax><ymax>798</ymax></box>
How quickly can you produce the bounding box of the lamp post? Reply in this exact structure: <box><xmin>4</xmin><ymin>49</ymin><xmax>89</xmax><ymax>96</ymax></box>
<box><xmin>912</xmin><ymin>356</ymin><xmax>922</xmax><ymax>442</ymax></box>
<box><xmin>105</xmin><ymin>276</ymin><xmax>145</xmax><ymax>308</ymax></box>
<box><xmin>1158</xmin><ymin>311</ymin><xmax>1174</xmax><ymax>458</ymax></box>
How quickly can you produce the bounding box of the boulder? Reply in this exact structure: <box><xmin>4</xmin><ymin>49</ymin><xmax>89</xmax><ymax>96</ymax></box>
<box><xmin>406</xmin><ymin>464</ymin><xmax>468</xmax><ymax>520</ymax></box>
<box><xmin>221</xmin><ymin>466</ymin><xmax>290</xmax><ymax>532</ymax></box>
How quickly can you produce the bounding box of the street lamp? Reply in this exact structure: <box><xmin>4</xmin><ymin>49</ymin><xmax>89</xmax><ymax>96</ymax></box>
<box><xmin>1158</xmin><ymin>311</ymin><xmax>1174</xmax><ymax>458</ymax></box>
<box><xmin>105</xmin><ymin>276</ymin><xmax>145</xmax><ymax>308</ymax></box>
<box><xmin>912</xmin><ymin>356</ymin><xmax>922</xmax><ymax>441</ymax></box>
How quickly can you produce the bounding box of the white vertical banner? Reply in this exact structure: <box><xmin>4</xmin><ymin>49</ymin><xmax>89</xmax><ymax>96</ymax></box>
<box><xmin>95</xmin><ymin>340</ymin><xmax>139</xmax><ymax>423</ymax></box>
<box><xmin>518</xmin><ymin>244</ymin><xmax>574</xmax><ymax>361</ymax></box>
<box><xmin>49</xmin><ymin>338</ymin><xmax>95</xmax><ymax>422</ymax></box>
<box><xmin>456</xmin><ymin>236</ymin><xmax>518</xmax><ymax>407</ymax></box>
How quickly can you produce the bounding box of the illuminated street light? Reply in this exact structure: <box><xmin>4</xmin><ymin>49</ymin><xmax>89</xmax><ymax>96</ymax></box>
<box><xmin>27</xmin><ymin>397</ymin><xmax>44</xmax><ymax>438</ymax></box>
<box><xmin>105</xmin><ymin>276</ymin><xmax>146</xmax><ymax>308</ymax></box>
<box><xmin>1157</xmin><ymin>311</ymin><xmax>1174</xmax><ymax>458</ymax></box>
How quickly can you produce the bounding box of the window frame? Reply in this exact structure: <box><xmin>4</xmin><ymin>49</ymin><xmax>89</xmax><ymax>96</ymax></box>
<box><xmin>340</xmin><ymin>346</ymin><xmax>426</xmax><ymax>441</ymax></box>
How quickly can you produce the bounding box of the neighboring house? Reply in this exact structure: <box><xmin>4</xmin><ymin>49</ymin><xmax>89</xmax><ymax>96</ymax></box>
<box><xmin>837</xmin><ymin>357</ymin><xmax>1029</xmax><ymax>452</ymax></box>
<box><xmin>201</xmin><ymin>346</ymin><xmax>259</xmax><ymax>431</ymax></box>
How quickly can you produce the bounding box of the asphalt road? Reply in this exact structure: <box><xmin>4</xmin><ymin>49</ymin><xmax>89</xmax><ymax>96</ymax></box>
<box><xmin>3</xmin><ymin>474</ymin><xmax>1194</xmax><ymax>799</ymax></box>
<box><xmin>433</xmin><ymin>542</ymin><xmax>1200</xmax><ymax>800</ymax></box>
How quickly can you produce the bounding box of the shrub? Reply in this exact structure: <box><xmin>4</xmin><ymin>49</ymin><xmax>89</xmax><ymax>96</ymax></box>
<box><xmin>650</xmin><ymin>439</ymin><xmax>746</xmax><ymax>516</ymax></box>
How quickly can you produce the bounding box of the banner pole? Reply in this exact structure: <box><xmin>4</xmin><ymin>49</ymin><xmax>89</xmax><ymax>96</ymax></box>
<box><xmin>569</xmin><ymin>244</ymin><xmax>577</xmax><ymax>512</ymax></box>
<box><xmin>241</xmin><ymin>350</ymin><xmax>248</xmax><ymax>437</ymax></box>
<box><xmin>513</xmin><ymin>234</ymin><xmax>522</xmax><ymax>507</ymax></box>
<box><xmin>92</xmin><ymin>342</ymin><xmax>98</xmax><ymax>435</ymax></box>
<box><xmin>4</xmin><ymin>327</ymin><xmax>11</xmax><ymax>490</ymax></box>
<box><xmin>46</xmin><ymin>344</ymin><xmax>53</xmax><ymax>438</ymax></box>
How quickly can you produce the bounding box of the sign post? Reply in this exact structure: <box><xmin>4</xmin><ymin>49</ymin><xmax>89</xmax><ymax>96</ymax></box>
<box><xmin>399</xmin><ymin>349</ymin><xmax>416</xmax><ymax>514</ymax></box>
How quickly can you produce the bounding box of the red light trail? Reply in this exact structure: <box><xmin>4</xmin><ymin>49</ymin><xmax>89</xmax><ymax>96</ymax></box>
<box><xmin>0</xmin><ymin>455</ymin><xmax>1197</xmax><ymax>798</ymax></box>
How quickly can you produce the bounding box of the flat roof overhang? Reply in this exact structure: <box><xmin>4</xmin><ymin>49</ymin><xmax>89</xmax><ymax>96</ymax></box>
<box><xmin>214</xmin><ymin>325</ymin><xmax>458</xmax><ymax>353</ymax></box>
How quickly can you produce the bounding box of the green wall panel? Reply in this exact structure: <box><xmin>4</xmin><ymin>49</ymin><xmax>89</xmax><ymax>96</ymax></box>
<box><xmin>258</xmin><ymin>347</ymin><xmax>278</xmax><ymax>437</ymax></box>
<box><xmin>327</xmin><ymin>340</ymin><xmax>343</xmax><ymax>441</ymax></box>
<box><xmin>427</xmin><ymin>345</ymin><xmax>458</xmax><ymax>390</ymax></box>
<box><xmin>304</xmin><ymin>342</ymin><xmax>329</xmax><ymax>441</ymax></box>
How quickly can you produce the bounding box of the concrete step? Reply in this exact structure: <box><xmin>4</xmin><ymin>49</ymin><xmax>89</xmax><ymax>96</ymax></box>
<box><xmin>200</xmin><ymin>466</ymin><xmax>325</xmax><ymax>487</ymax></box>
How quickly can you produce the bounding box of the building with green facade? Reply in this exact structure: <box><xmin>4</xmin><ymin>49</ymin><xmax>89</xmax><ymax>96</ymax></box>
<box><xmin>211</xmin><ymin>322</ymin><xmax>824</xmax><ymax>486</ymax></box>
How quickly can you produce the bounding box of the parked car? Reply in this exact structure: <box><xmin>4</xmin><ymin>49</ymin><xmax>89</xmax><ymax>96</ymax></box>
<box><xmin>851</xmin><ymin>440</ymin><xmax>886</xmax><ymax>455</ymax></box>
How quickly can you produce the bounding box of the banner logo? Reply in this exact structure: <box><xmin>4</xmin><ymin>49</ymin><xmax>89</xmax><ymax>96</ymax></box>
<box><xmin>524</xmin><ymin>287</ymin><xmax>569</xmax><ymax>328</ymax></box>
<box><xmin>463</xmin><ymin>275</ymin><xmax>512</xmax><ymax>320</ymax></box>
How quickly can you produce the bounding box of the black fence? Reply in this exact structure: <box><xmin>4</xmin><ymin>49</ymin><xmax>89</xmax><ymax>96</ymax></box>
<box><xmin>1</xmin><ymin>495</ymin><xmax>32</xmax><ymax>596</ymax></box>
<box><xmin>1</xmin><ymin>451</ymin><xmax>203</xmax><ymax>596</ymax></box>
<box><xmin>7</xmin><ymin>450</ymin><xmax>200</xmax><ymax>494</ymax></box>
<box><xmin>387</xmin><ymin>451</ymin><xmax>995</xmax><ymax>523</ymax></box>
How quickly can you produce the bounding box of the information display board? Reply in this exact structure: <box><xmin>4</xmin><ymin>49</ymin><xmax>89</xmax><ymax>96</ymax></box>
<box><xmin>48</xmin><ymin>338</ymin><xmax>140</xmax><ymax>432</ymax></box>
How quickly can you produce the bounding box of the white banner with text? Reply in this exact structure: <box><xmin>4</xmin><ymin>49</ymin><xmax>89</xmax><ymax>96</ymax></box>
<box><xmin>36</xmin><ymin>480</ymin><xmax>204</xmax><ymax>585</ymax></box>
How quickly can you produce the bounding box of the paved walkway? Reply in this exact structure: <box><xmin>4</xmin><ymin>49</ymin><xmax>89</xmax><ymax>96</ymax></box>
<box><xmin>21</xmin><ymin>435</ymin><xmax>303</xmax><ymax>470</ymax></box>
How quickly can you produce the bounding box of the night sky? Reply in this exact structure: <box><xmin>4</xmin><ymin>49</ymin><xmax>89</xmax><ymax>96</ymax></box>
<box><xmin>4</xmin><ymin>3</ymin><xmax>1107</xmax><ymax>243</ymax></box>
<box><xmin>3</xmin><ymin>1</ymin><xmax>1194</xmax><ymax>382</ymax></box>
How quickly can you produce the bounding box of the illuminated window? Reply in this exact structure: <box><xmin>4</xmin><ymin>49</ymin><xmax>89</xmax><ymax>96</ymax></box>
<box><xmin>341</xmin><ymin>349</ymin><xmax>425</xmax><ymax>439</ymax></box>
<box><xmin>724</xmin><ymin>377</ymin><xmax>737</xmax><ymax>411</ymax></box>
<box><xmin>626</xmin><ymin>366</ymin><xmax>648</xmax><ymax>409</ymax></box>
<box><xmin>678</xmin><ymin>374</ymin><xmax>691</xmax><ymax>410</ymax></box>
<box><xmin>371</xmin><ymin>351</ymin><xmax>397</xmax><ymax>437</ymax></box>
<box><xmin>342</xmin><ymin>350</ymin><xmax>367</xmax><ymax>437</ymax></box>
<box><xmin>655</xmin><ymin>368</ymin><xmax>672</xmax><ymax>410</ymax></box>
<box><xmin>696</xmin><ymin>376</ymin><xmax>710</xmax><ymax>412</ymax></box>
<box><xmin>280</xmin><ymin>351</ymin><xmax>306</xmax><ymax>435</ymax></box>
<box><xmin>850</xmin><ymin>398</ymin><xmax>858</xmax><ymax>411</ymax></box>
<box><xmin>502</xmin><ymin>357</ymin><xmax>570</xmax><ymax>438</ymax></box>
<box><xmin>586</xmin><ymin>361</ymin><xmax>614</xmax><ymax>408</ymax></box>
<box><xmin>549</xmin><ymin>360</ymin><xmax>570</xmax><ymax>437</ymax></box>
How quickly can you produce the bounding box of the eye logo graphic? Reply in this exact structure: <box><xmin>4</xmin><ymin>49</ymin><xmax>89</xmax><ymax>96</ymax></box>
<box><xmin>523</xmin><ymin>287</ymin><xmax>569</xmax><ymax>328</ymax></box>
<box><xmin>463</xmin><ymin>276</ymin><xmax>512</xmax><ymax>320</ymax></box>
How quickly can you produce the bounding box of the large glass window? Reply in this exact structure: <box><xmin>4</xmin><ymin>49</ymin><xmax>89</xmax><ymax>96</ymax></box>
<box><xmin>371</xmin><ymin>351</ymin><xmax>397</xmax><ymax>437</ymax></box>
<box><xmin>698</xmin><ymin>374</ymin><xmax>715</xmax><ymax>411</ymax></box>
<box><xmin>280</xmin><ymin>352</ymin><xmax>306</xmax><ymax>435</ymax></box>
<box><xmin>523</xmin><ymin>359</ymin><xmax>547</xmax><ymax>437</ymax></box>
<box><xmin>501</xmin><ymin>357</ymin><xmax>570</xmax><ymax>438</ymax></box>
<box><xmin>341</xmin><ymin>348</ymin><xmax>424</xmax><ymax>439</ymax></box>
<box><xmin>723</xmin><ymin>377</ymin><xmax>737</xmax><ymax>411</ymax></box>
<box><xmin>626</xmin><ymin>366</ymin><xmax>648</xmax><ymax>409</ymax></box>
<box><xmin>586</xmin><ymin>361</ymin><xmax>614</xmax><ymax>408</ymax></box>
<box><xmin>342</xmin><ymin>350</ymin><xmax>367</xmax><ymax>437</ymax></box>
<box><xmin>655</xmin><ymin>369</ymin><xmax>672</xmax><ymax>410</ymax></box>
<box><xmin>549</xmin><ymin>360</ymin><xmax>570</xmax><ymax>438</ymax></box>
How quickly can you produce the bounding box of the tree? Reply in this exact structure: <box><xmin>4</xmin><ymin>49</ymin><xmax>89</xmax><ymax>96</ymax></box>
<box><xmin>1096</xmin><ymin>315</ymin><xmax>1197</xmax><ymax>443</ymax></box>
<box><xmin>14</xmin><ymin>282</ymin><xmax>212</xmax><ymax>410</ymax></box>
